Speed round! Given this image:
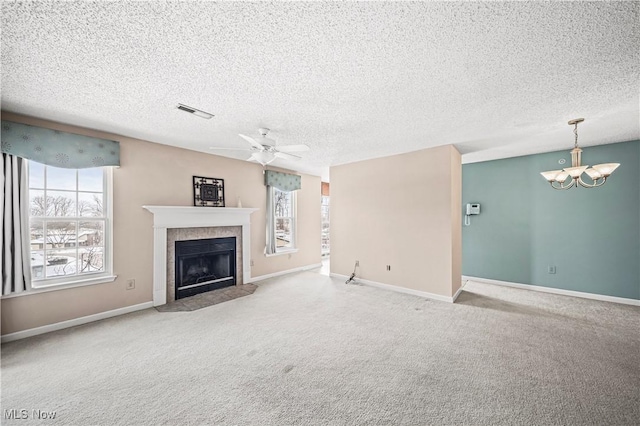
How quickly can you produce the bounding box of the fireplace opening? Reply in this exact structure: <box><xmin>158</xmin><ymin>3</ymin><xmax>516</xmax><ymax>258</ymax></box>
<box><xmin>175</xmin><ymin>237</ymin><xmax>236</xmax><ymax>299</ymax></box>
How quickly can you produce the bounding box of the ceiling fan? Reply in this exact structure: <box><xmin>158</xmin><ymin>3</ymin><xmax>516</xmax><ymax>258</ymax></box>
<box><xmin>210</xmin><ymin>128</ymin><xmax>309</xmax><ymax>166</ymax></box>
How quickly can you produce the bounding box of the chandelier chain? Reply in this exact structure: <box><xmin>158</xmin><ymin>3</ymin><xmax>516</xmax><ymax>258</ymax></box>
<box><xmin>574</xmin><ymin>122</ymin><xmax>579</xmax><ymax>148</ymax></box>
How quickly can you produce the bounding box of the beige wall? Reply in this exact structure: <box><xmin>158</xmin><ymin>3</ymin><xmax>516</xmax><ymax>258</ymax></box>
<box><xmin>330</xmin><ymin>145</ymin><xmax>461</xmax><ymax>298</ymax></box>
<box><xmin>1</xmin><ymin>112</ymin><xmax>321</xmax><ymax>335</ymax></box>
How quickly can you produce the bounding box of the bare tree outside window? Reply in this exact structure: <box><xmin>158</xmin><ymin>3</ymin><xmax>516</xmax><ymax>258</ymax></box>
<box><xmin>78</xmin><ymin>194</ymin><xmax>103</xmax><ymax>217</ymax></box>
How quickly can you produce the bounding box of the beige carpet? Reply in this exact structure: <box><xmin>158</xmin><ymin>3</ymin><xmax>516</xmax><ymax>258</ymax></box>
<box><xmin>2</xmin><ymin>272</ymin><xmax>639</xmax><ymax>425</ymax></box>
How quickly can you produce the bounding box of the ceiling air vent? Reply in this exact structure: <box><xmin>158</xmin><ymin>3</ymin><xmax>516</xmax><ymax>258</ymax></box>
<box><xmin>176</xmin><ymin>103</ymin><xmax>214</xmax><ymax>119</ymax></box>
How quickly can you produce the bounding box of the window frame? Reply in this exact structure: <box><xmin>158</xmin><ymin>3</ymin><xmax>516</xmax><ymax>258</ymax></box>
<box><xmin>25</xmin><ymin>161</ymin><xmax>115</xmax><ymax>290</ymax></box>
<box><xmin>271</xmin><ymin>187</ymin><xmax>297</xmax><ymax>255</ymax></box>
<box><xmin>321</xmin><ymin>195</ymin><xmax>330</xmax><ymax>254</ymax></box>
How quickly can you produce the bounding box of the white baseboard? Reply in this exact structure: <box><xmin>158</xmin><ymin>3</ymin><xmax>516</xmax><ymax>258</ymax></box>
<box><xmin>330</xmin><ymin>273</ymin><xmax>463</xmax><ymax>303</ymax></box>
<box><xmin>1</xmin><ymin>301</ymin><xmax>154</xmax><ymax>343</ymax></box>
<box><xmin>463</xmin><ymin>276</ymin><xmax>640</xmax><ymax>307</ymax></box>
<box><xmin>452</xmin><ymin>284</ymin><xmax>464</xmax><ymax>302</ymax></box>
<box><xmin>246</xmin><ymin>263</ymin><xmax>323</xmax><ymax>283</ymax></box>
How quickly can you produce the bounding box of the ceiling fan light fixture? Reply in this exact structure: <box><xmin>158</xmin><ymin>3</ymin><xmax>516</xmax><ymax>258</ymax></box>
<box><xmin>252</xmin><ymin>151</ymin><xmax>276</xmax><ymax>166</ymax></box>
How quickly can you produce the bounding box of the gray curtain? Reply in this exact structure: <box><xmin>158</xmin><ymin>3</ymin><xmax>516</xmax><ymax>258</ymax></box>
<box><xmin>1</xmin><ymin>153</ymin><xmax>32</xmax><ymax>295</ymax></box>
<box><xmin>265</xmin><ymin>186</ymin><xmax>277</xmax><ymax>255</ymax></box>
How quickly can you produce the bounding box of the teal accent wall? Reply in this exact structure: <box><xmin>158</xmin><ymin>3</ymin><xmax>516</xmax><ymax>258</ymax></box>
<box><xmin>462</xmin><ymin>140</ymin><xmax>640</xmax><ymax>300</ymax></box>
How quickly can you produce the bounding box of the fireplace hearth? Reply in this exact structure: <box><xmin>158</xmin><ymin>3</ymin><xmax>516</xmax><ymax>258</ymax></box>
<box><xmin>175</xmin><ymin>237</ymin><xmax>236</xmax><ymax>299</ymax></box>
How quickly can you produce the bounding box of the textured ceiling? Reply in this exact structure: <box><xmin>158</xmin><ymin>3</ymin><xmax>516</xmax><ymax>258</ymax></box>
<box><xmin>2</xmin><ymin>1</ymin><xmax>639</xmax><ymax>180</ymax></box>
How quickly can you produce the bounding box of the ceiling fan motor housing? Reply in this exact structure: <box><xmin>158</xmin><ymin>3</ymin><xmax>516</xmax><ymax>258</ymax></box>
<box><xmin>258</xmin><ymin>128</ymin><xmax>276</xmax><ymax>147</ymax></box>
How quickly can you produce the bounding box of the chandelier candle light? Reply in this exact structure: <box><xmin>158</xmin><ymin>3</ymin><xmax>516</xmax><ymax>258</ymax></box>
<box><xmin>540</xmin><ymin>118</ymin><xmax>620</xmax><ymax>190</ymax></box>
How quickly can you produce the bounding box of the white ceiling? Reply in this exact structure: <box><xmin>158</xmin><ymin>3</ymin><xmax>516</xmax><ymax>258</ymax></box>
<box><xmin>2</xmin><ymin>1</ymin><xmax>638</xmax><ymax>180</ymax></box>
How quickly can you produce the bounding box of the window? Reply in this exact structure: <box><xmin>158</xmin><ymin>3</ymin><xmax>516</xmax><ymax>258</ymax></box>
<box><xmin>321</xmin><ymin>195</ymin><xmax>330</xmax><ymax>254</ymax></box>
<box><xmin>273</xmin><ymin>188</ymin><xmax>296</xmax><ymax>252</ymax></box>
<box><xmin>28</xmin><ymin>161</ymin><xmax>112</xmax><ymax>287</ymax></box>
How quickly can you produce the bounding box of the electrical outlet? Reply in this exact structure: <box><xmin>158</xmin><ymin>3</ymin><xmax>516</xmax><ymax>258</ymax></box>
<box><xmin>355</xmin><ymin>260</ymin><xmax>359</xmax><ymax>267</ymax></box>
<box><xmin>126</xmin><ymin>279</ymin><xmax>135</xmax><ymax>290</ymax></box>
<box><xmin>250</xmin><ymin>260</ymin><xmax>254</xmax><ymax>267</ymax></box>
<box><xmin>548</xmin><ymin>266</ymin><xmax>556</xmax><ymax>274</ymax></box>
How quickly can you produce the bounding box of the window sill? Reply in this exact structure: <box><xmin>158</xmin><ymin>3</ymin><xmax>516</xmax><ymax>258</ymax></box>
<box><xmin>265</xmin><ymin>248</ymin><xmax>299</xmax><ymax>258</ymax></box>
<box><xmin>1</xmin><ymin>274</ymin><xmax>118</xmax><ymax>299</ymax></box>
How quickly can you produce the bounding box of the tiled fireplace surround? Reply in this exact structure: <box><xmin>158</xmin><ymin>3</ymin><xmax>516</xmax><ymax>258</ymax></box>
<box><xmin>167</xmin><ymin>226</ymin><xmax>242</xmax><ymax>303</ymax></box>
<box><xmin>143</xmin><ymin>206</ymin><xmax>259</xmax><ymax>306</ymax></box>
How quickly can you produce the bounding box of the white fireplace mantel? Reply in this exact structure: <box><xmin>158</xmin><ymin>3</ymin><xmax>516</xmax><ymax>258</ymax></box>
<box><xmin>143</xmin><ymin>206</ymin><xmax>259</xmax><ymax>306</ymax></box>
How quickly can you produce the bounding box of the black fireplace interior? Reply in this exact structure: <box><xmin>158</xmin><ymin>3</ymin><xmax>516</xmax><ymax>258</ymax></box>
<box><xmin>175</xmin><ymin>237</ymin><xmax>236</xmax><ymax>299</ymax></box>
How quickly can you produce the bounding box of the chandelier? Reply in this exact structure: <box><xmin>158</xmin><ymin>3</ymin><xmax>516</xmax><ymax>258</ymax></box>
<box><xmin>540</xmin><ymin>118</ymin><xmax>619</xmax><ymax>189</ymax></box>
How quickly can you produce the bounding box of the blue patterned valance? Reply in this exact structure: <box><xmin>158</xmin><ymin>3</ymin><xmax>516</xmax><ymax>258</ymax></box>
<box><xmin>1</xmin><ymin>120</ymin><xmax>120</xmax><ymax>169</ymax></box>
<box><xmin>264</xmin><ymin>170</ymin><xmax>301</xmax><ymax>192</ymax></box>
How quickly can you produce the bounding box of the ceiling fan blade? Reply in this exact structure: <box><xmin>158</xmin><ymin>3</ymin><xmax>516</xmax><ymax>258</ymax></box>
<box><xmin>239</xmin><ymin>134</ymin><xmax>265</xmax><ymax>150</ymax></box>
<box><xmin>276</xmin><ymin>144</ymin><xmax>310</xmax><ymax>153</ymax></box>
<box><xmin>275</xmin><ymin>151</ymin><xmax>301</xmax><ymax>160</ymax></box>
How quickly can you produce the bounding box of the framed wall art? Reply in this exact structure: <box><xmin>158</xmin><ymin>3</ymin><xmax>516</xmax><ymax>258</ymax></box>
<box><xmin>193</xmin><ymin>176</ymin><xmax>225</xmax><ymax>207</ymax></box>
